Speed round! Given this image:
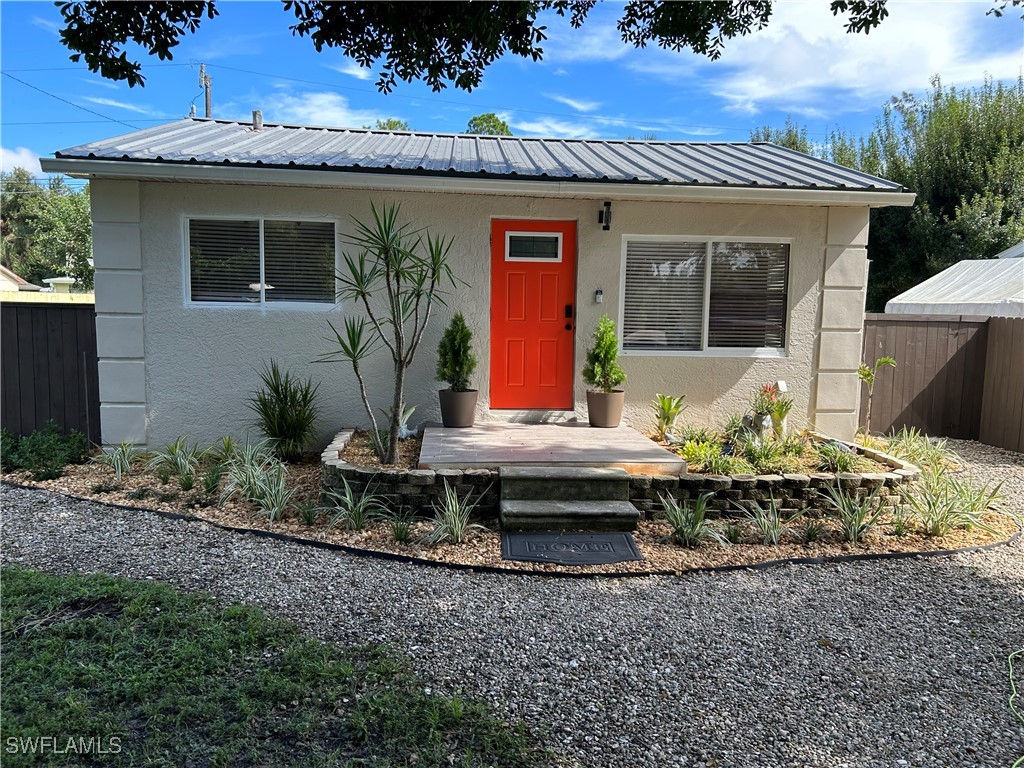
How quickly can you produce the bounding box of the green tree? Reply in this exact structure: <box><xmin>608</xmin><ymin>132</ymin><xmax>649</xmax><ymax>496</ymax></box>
<box><xmin>0</xmin><ymin>169</ymin><xmax>93</xmax><ymax>289</ymax></box>
<box><xmin>465</xmin><ymin>113</ymin><xmax>512</xmax><ymax>136</ymax></box>
<box><xmin>55</xmin><ymin>1</ymin><xmax>905</xmax><ymax>91</ymax></box>
<box><xmin>371</xmin><ymin>118</ymin><xmax>410</xmax><ymax>131</ymax></box>
<box><xmin>750</xmin><ymin>77</ymin><xmax>1024</xmax><ymax>310</ymax></box>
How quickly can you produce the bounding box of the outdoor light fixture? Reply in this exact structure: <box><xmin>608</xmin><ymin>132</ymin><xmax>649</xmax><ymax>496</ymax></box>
<box><xmin>595</xmin><ymin>289</ymin><xmax>604</xmax><ymax>304</ymax></box>
<box><xmin>598</xmin><ymin>201</ymin><xmax>612</xmax><ymax>230</ymax></box>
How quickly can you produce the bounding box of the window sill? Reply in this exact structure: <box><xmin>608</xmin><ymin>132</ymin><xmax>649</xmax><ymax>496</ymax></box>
<box><xmin>185</xmin><ymin>301</ymin><xmax>337</xmax><ymax>312</ymax></box>
<box><xmin>620</xmin><ymin>348</ymin><xmax>788</xmax><ymax>359</ymax></box>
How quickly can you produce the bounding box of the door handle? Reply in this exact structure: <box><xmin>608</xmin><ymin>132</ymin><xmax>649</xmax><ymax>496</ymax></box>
<box><xmin>564</xmin><ymin>304</ymin><xmax>574</xmax><ymax>318</ymax></box>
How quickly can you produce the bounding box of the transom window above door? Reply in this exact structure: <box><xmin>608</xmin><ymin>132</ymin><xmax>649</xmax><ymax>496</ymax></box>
<box><xmin>621</xmin><ymin>238</ymin><xmax>790</xmax><ymax>355</ymax></box>
<box><xmin>186</xmin><ymin>218</ymin><xmax>336</xmax><ymax>306</ymax></box>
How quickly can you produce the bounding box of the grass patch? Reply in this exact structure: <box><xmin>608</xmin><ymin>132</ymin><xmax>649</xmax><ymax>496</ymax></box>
<box><xmin>0</xmin><ymin>566</ymin><xmax>548</xmax><ymax>767</ymax></box>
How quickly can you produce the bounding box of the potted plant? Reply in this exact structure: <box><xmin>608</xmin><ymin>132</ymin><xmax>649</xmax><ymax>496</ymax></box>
<box><xmin>582</xmin><ymin>315</ymin><xmax>627</xmax><ymax>428</ymax></box>
<box><xmin>436</xmin><ymin>313</ymin><xmax>478</xmax><ymax>428</ymax></box>
<box><xmin>750</xmin><ymin>383</ymin><xmax>776</xmax><ymax>440</ymax></box>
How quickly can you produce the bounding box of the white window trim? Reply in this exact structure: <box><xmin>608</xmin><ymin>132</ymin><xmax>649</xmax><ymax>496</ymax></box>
<box><xmin>617</xmin><ymin>234</ymin><xmax>792</xmax><ymax>358</ymax></box>
<box><xmin>182</xmin><ymin>213</ymin><xmax>341</xmax><ymax>311</ymax></box>
<box><xmin>503</xmin><ymin>230</ymin><xmax>564</xmax><ymax>262</ymax></box>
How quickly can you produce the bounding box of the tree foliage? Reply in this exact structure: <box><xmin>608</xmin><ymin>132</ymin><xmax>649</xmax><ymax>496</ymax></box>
<box><xmin>465</xmin><ymin>113</ymin><xmax>513</xmax><ymax>136</ymax></box>
<box><xmin>752</xmin><ymin>77</ymin><xmax>1024</xmax><ymax>310</ymax></box>
<box><xmin>371</xmin><ymin>118</ymin><xmax>410</xmax><ymax>131</ymax></box>
<box><xmin>0</xmin><ymin>168</ymin><xmax>93</xmax><ymax>289</ymax></box>
<box><xmin>56</xmin><ymin>0</ymin><xmax>897</xmax><ymax>91</ymax></box>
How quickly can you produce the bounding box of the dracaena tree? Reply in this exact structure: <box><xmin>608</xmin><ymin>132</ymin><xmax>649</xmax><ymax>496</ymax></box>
<box><xmin>318</xmin><ymin>203</ymin><xmax>456</xmax><ymax>464</ymax></box>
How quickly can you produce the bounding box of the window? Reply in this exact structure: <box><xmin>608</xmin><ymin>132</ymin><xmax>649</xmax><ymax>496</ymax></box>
<box><xmin>187</xmin><ymin>218</ymin><xmax>335</xmax><ymax>305</ymax></box>
<box><xmin>505</xmin><ymin>233</ymin><xmax>561</xmax><ymax>261</ymax></box>
<box><xmin>621</xmin><ymin>238</ymin><xmax>789</xmax><ymax>354</ymax></box>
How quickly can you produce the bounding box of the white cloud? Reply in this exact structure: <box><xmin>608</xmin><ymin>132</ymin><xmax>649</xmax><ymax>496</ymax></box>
<box><xmin>552</xmin><ymin>68</ymin><xmax>569</xmax><ymax>77</ymax></box>
<box><xmin>511</xmin><ymin>117</ymin><xmax>600</xmax><ymax>139</ymax></box>
<box><xmin>31</xmin><ymin>16</ymin><xmax>61</xmax><ymax>35</ymax></box>
<box><xmin>83</xmin><ymin>97</ymin><xmax>158</xmax><ymax>115</ymax></box>
<box><xmin>547</xmin><ymin>94</ymin><xmax>602</xmax><ymax>112</ymax></box>
<box><xmin>257</xmin><ymin>92</ymin><xmax>382</xmax><ymax>128</ymax></box>
<box><xmin>81</xmin><ymin>78</ymin><xmax>120</xmax><ymax>91</ymax></box>
<box><xmin>702</xmin><ymin>1</ymin><xmax>1024</xmax><ymax>116</ymax></box>
<box><xmin>2</xmin><ymin>146</ymin><xmax>43</xmax><ymax>175</ymax></box>
<box><xmin>328</xmin><ymin>60</ymin><xmax>373</xmax><ymax>81</ymax></box>
<box><xmin>541</xmin><ymin>17</ymin><xmax>631</xmax><ymax>63</ymax></box>
<box><xmin>185</xmin><ymin>33</ymin><xmax>272</xmax><ymax>61</ymax></box>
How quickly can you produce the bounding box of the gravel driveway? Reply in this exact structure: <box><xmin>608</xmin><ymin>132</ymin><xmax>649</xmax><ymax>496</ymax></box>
<box><xmin>3</xmin><ymin>439</ymin><xmax>1023</xmax><ymax>768</ymax></box>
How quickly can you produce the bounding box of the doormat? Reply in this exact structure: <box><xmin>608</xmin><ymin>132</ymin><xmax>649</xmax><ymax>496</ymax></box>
<box><xmin>501</xmin><ymin>531</ymin><xmax>643</xmax><ymax>565</ymax></box>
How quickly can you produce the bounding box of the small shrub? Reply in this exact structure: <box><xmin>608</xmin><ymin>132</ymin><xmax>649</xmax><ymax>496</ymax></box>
<box><xmin>219</xmin><ymin>440</ymin><xmax>278</xmax><ymax>505</ymax></box>
<box><xmin>735</xmin><ymin>497</ymin><xmax>794</xmax><ymax>545</ymax></box>
<box><xmin>91</xmin><ymin>441</ymin><xmax>138</xmax><ymax>480</ymax></box>
<box><xmin>208</xmin><ymin>435</ymin><xmax>237</xmax><ymax>463</ymax></box>
<box><xmin>382</xmin><ymin>506</ymin><xmax>416</xmax><ymax>544</ymax></box>
<box><xmin>422</xmin><ymin>482</ymin><xmax>488</xmax><ymax>545</ymax></box>
<box><xmin>91</xmin><ymin>480</ymin><xmax>123</xmax><ymax>494</ymax></box>
<box><xmin>816</xmin><ymin>442</ymin><xmax>857</xmax><ymax>473</ymax></box>
<box><xmin>724</xmin><ymin>413</ymin><xmax>745</xmax><ymax>443</ymax></box>
<box><xmin>651</xmin><ymin>394</ymin><xmax>687</xmax><ymax>441</ymax></box>
<box><xmin>126</xmin><ymin>487</ymin><xmax>152</xmax><ymax>501</ymax></box>
<box><xmin>801</xmin><ymin>518</ymin><xmax>826</xmax><ymax>545</ymax></box>
<box><xmin>779</xmin><ymin>434</ymin><xmax>808</xmax><ymax>457</ymax></box>
<box><xmin>820</xmin><ymin>482</ymin><xmax>884</xmax><ymax>543</ymax></box>
<box><xmin>202</xmin><ymin>464</ymin><xmax>224</xmax><ymax>495</ymax></box>
<box><xmin>253</xmin><ymin>464</ymin><xmax>294</xmax><ymax>524</ymax></box>
<box><xmin>248</xmin><ymin>360</ymin><xmax>321</xmax><ymax>462</ymax></box>
<box><xmin>436</xmin><ymin>313</ymin><xmax>478</xmax><ymax>392</ymax></box>
<box><xmin>676</xmin><ymin>425</ymin><xmax>718</xmax><ymax>445</ymax></box>
<box><xmin>1</xmin><ymin>428</ymin><xmax>21</xmax><ymax>471</ymax></box>
<box><xmin>324</xmin><ymin>477</ymin><xmax>386</xmax><ymax>532</ymax></box>
<box><xmin>905</xmin><ymin>464</ymin><xmax>1002</xmax><ymax>537</ymax></box>
<box><xmin>885</xmin><ymin>427</ymin><xmax>955</xmax><ymax>470</ymax></box>
<box><xmin>581</xmin><ymin>315</ymin><xmax>626</xmax><ymax>393</ymax></box>
<box><xmin>742</xmin><ymin>438</ymin><xmax>787</xmax><ymax>474</ymax></box>
<box><xmin>295</xmin><ymin>498</ymin><xmax>321</xmax><ymax>527</ymax></box>
<box><xmin>721</xmin><ymin>522</ymin><xmax>745</xmax><ymax>544</ymax></box>
<box><xmin>660</xmin><ymin>492</ymin><xmax>725</xmax><ymax>548</ymax></box>
<box><xmin>13</xmin><ymin>421</ymin><xmax>90</xmax><ymax>481</ymax></box>
<box><xmin>147</xmin><ymin>436</ymin><xmax>204</xmax><ymax>481</ymax></box>
<box><xmin>179</xmin><ymin>471</ymin><xmax>195</xmax><ymax>492</ymax></box>
<box><xmin>888</xmin><ymin>502</ymin><xmax>913</xmax><ymax>537</ymax></box>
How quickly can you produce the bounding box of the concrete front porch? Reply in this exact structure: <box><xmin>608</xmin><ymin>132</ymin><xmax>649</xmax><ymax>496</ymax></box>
<box><xmin>418</xmin><ymin>422</ymin><xmax>686</xmax><ymax>476</ymax></box>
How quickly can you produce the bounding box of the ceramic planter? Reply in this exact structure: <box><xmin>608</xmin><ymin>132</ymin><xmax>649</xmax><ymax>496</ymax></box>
<box><xmin>439</xmin><ymin>389</ymin><xmax>478</xmax><ymax>428</ymax></box>
<box><xmin>586</xmin><ymin>390</ymin><xmax>625</xmax><ymax>428</ymax></box>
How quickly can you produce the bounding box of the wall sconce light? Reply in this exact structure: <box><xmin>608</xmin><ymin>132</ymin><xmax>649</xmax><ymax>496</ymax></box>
<box><xmin>598</xmin><ymin>201</ymin><xmax>612</xmax><ymax>231</ymax></box>
<box><xmin>595</xmin><ymin>289</ymin><xmax>604</xmax><ymax>304</ymax></box>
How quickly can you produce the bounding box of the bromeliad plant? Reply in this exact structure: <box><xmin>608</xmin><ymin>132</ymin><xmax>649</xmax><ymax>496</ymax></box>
<box><xmin>651</xmin><ymin>394</ymin><xmax>686</xmax><ymax>441</ymax></box>
<box><xmin>319</xmin><ymin>203</ymin><xmax>457</xmax><ymax>464</ymax></box>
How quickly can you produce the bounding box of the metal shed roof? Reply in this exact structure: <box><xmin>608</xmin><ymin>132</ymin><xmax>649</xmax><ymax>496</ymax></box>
<box><xmin>885</xmin><ymin>257</ymin><xmax>1024</xmax><ymax>318</ymax></box>
<box><xmin>52</xmin><ymin>118</ymin><xmax>907</xmax><ymax>193</ymax></box>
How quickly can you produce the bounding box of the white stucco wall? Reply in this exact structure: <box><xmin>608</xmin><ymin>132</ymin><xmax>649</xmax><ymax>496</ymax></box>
<box><xmin>91</xmin><ymin>180</ymin><xmax>870</xmax><ymax>448</ymax></box>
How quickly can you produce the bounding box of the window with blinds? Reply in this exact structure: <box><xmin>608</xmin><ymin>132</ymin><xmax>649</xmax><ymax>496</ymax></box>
<box><xmin>622</xmin><ymin>239</ymin><xmax>789</xmax><ymax>353</ymax></box>
<box><xmin>188</xmin><ymin>218</ymin><xmax>335</xmax><ymax>305</ymax></box>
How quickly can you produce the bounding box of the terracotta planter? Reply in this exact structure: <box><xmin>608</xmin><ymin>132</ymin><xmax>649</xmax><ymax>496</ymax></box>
<box><xmin>439</xmin><ymin>389</ymin><xmax>478</xmax><ymax>428</ymax></box>
<box><xmin>586</xmin><ymin>390</ymin><xmax>625</xmax><ymax>428</ymax></box>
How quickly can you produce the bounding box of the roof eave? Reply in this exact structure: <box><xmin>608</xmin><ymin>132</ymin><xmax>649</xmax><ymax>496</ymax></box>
<box><xmin>40</xmin><ymin>157</ymin><xmax>917</xmax><ymax>208</ymax></box>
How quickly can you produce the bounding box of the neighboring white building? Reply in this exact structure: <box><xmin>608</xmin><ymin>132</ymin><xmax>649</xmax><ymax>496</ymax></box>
<box><xmin>42</xmin><ymin>117</ymin><xmax>915</xmax><ymax>447</ymax></box>
<box><xmin>0</xmin><ymin>265</ymin><xmax>41</xmax><ymax>292</ymax></box>
<box><xmin>884</xmin><ymin>254</ymin><xmax>1024</xmax><ymax>318</ymax></box>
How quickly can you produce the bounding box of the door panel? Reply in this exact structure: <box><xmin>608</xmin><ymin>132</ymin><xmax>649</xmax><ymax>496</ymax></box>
<box><xmin>490</xmin><ymin>220</ymin><xmax>577</xmax><ymax>409</ymax></box>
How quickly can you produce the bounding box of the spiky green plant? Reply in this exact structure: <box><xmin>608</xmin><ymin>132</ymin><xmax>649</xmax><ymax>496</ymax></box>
<box><xmin>581</xmin><ymin>315</ymin><xmax>626</xmax><ymax>393</ymax></box>
<box><xmin>421</xmin><ymin>482</ymin><xmax>488</xmax><ymax>544</ymax></box>
<box><xmin>816</xmin><ymin>442</ymin><xmax>857</xmax><ymax>473</ymax></box>
<box><xmin>248</xmin><ymin>361</ymin><xmax>320</xmax><ymax>462</ymax></box>
<box><xmin>147</xmin><ymin>436</ymin><xmax>204</xmax><ymax>481</ymax></box>
<box><xmin>820</xmin><ymin>482</ymin><xmax>884</xmax><ymax>543</ymax></box>
<box><xmin>651</xmin><ymin>394</ymin><xmax>687</xmax><ymax>440</ymax></box>
<box><xmin>884</xmin><ymin>426</ymin><xmax>955</xmax><ymax>470</ymax></box>
<box><xmin>219</xmin><ymin>440</ymin><xmax>279</xmax><ymax>505</ymax></box>
<box><xmin>91</xmin><ymin>441</ymin><xmax>138</xmax><ymax>481</ymax></box>
<box><xmin>858</xmin><ymin>355</ymin><xmax>897</xmax><ymax>433</ymax></box>
<box><xmin>324</xmin><ymin>477</ymin><xmax>386</xmax><ymax>532</ymax></box>
<box><xmin>295</xmin><ymin>498</ymin><xmax>321</xmax><ymax>527</ymax></box>
<box><xmin>381</xmin><ymin>506</ymin><xmax>416</xmax><ymax>544</ymax></box>
<box><xmin>734</xmin><ymin>497</ymin><xmax>796</xmax><ymax>545</ymax></box>
<box><xmin>202</xmin><ymin>464</ymin><xmax>224</xmax><ymax>495</ymax></box>
<box><xmin>660</xmin><ymin>492</ymin><xmax>726</xmax><ymax>548</ymax></box>
<box><xmin>904</xmin><ymin>464</ymin><xmax>1003</xmax><ymax>537</ymax></box>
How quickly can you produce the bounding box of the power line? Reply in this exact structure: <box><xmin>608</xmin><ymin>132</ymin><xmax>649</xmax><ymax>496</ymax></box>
<box><xmin>1</xmin><ymin>72</ymin><xmax>139</xmax><ymax>130</ymax></box>
<box><xmin>2</xmin><ymin>119</ymin><xmax>169</xmax><ymax>126</ymax></box>
<box><xmin>3</xmin><ymin>64</ymin><xmax>193</xmax><ymax>72</ymax></box>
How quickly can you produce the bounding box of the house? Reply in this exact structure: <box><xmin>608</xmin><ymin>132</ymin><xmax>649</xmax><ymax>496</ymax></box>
<box><xmin>0</xmin><ymin>265</ymin><xmax>42</xmax><ymax>292</ymax></box>
<box><xmin>41</xmin><ymin>117</ymin><xmax>914</xmax><ymax>448</ymax></box>
<box><xmin>884</xmin><ymin>248</ymin><xmax>1024</xmax><ymax>318</ymax></box>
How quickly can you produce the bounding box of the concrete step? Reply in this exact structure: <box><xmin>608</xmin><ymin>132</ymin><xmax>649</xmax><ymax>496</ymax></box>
<box><xmin>500</xmin><ymin>466</ymin><xmax>630</xmax><ymax>502</ymax></box>
<box><xmin>500</xmin><ymin>499</ymin><xmax>639</xmax><ymax>532</ymax></box>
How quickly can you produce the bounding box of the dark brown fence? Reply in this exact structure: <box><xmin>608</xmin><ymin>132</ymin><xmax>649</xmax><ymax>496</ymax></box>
<box><xmin>1</xmin><ymin>301</ymin><xmax>100</xmax><ymax>442</ymax></box>
<box><xmin>861</xmin><ymin>313</ymin><xmax>1024</xmax><ymax>451</ymax></box>
<box><xmin>979</xmin><ymin>317</ymin><xmax>1024</xmax><ymax>453</ymax></box>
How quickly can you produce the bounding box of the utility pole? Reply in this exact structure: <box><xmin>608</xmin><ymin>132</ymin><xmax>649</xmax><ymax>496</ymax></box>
<box><xmin>199</xmin><ymin>64</ymin><xmax>211</xmax><ymax>118</ymax></box>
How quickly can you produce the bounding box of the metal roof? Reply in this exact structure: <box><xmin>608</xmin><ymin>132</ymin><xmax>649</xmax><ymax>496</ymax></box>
<box><xmin>54</xmin><ymin>118</ymin><xmax>906</xmax><ymax>192</ymax></box>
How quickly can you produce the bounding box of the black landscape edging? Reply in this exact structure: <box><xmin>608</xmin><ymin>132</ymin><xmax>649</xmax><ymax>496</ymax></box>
<box><xmin>4</xmin><ymin>481</ymin><xmax>1021</xmax><ymax>580</ymax></box>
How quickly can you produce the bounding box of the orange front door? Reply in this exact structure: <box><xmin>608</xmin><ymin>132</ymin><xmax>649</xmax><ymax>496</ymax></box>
<box><xmin>490</xmin><ymin>219</ymin><xmax>577</xmax><ymax>409</ymax></box>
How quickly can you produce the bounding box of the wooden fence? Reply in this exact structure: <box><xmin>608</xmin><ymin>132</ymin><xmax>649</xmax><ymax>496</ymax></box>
<box><xmin>1</xmin><ymin>301</ymin><xmax>100</xmax><ymax>442</ymax></box>
<box><xmin>861</xmin><ymin>313</ymin><xmax>1024</xmax><ymax>452</ymax></box>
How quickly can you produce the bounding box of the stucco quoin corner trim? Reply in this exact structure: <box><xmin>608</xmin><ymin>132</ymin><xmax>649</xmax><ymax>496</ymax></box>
<box><xmin>39</xmin><ymin>158</ymin><xmax>918</xmax><ymax>208</ymax></box>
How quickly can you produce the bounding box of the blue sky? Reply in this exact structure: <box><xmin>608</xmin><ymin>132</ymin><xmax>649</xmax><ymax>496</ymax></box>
<box><xmin>2</xmin><ymin>1</ymin><xmax>1022</xmax><ymax>178</ymax></box>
